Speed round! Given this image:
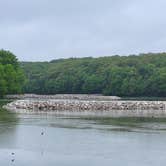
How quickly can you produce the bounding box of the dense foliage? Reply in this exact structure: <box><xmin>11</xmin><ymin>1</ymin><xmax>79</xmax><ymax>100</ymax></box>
<box><xmin>0</xmin><ymin>50</ymin><xmax>25</xmax><ymax>97</ymax></box>
<box><xmin>22</xmin><ymin>53</ymin><xmax>166</xmax><ymax>97</ymax></box>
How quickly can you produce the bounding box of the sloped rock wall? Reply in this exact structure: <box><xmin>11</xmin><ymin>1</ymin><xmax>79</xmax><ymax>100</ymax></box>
<box><xmin>4</xmin><ymin>99</ymin><xmax>166</xmax><ymax>117</ymax></box>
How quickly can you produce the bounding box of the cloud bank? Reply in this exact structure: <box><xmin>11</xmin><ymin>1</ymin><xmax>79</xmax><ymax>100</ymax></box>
<box><xmin>0</xmin><ymin>0</ymin><xmax>166</xmax><ymax>61</ymax></box>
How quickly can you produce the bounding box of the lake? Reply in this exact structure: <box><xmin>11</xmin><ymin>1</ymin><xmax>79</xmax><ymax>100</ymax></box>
<box><xmin>0</xmin><ymin>101</ymin><xmax>166</xmax><ymax>165</ymax></box>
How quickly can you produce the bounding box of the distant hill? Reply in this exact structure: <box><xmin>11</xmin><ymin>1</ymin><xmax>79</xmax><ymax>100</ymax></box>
<box><xmin>21</xmin><ymin>53</ymin><xmax>166</xmax><ymax>97</ymax></box>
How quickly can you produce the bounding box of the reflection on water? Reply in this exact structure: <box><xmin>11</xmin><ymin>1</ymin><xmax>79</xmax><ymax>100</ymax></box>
<box><xmin>14</xmin><ymin>113</ymin><xmax>166</xmax><ymax>132</ymax></box>
<box><xmin>0</xmin><ymin>109</ymin><xmax>166</xmax><ymax>165</ymax></box>
<box><xmin>0</xmin><ymin>107</ymin><xmax>19</xmax><ymax>150</ymax></box>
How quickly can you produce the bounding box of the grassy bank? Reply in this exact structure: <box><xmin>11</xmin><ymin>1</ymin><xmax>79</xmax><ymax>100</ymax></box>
<box><xmin>0</xmin><ymin>99</ymin><xmax>12</xmax><ymax>108</ymax></box>
<box><xmin>0</xmin><ymin>99</ymin><xmax>18</xmax><ymax>123</ymax></box>
<box><xmin>122</xmin><ymin>97</ymin><xmax>166</xmax><ymax>101</ymax></box>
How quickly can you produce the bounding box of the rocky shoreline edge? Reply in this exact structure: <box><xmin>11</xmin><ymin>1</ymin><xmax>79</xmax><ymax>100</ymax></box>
<box><xmin>5</xmin><ymin>94</ymin><xmax>121</xmax><ymax>100</ymax></box>
<box><xmin>3</xmin><ymin>97</ymin><xmax>166</xmax><ymax>117</ymax></box>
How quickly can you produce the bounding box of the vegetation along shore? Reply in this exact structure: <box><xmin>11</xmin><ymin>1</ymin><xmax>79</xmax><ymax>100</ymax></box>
<box><xmin>0</xmin><ymin>49</ymin><xmax>166</xmax><ymax>117</ymax></box>
<box><xmin>0</xmin><ymin>49</ymin><xmax>166</xmax><ymax>98</ymax></box>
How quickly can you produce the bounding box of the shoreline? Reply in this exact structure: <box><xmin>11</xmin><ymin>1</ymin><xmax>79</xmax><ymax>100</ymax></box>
<box><xmin>5</xmin><ymin>94</ymin><xmax>121</xmax><ymax>101</ymax></box>
<box><xmin>3</xmin><ymin>98</ymin><xmax>166</xmax><ymax>118</ymax></box>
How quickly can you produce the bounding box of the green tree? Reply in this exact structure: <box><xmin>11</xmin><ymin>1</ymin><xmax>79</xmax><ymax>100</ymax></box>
<box><xmin>0</xmin><ymin>50</ymin><xmax>26</xmax><ymax>97</ymax></box>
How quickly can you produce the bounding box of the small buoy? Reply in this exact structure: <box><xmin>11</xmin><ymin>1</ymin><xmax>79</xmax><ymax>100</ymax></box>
<box><xmin>11</xmin><ymin>153</ymin><xmax>15</xmax><ymax>155</ymax></box>
<box><xmin>11</xmin><ymin>159</ymin><xmax>15</xmax><ymax>162</ymax></box>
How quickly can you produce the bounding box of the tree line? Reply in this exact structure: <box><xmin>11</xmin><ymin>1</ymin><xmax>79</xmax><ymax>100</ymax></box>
<box><xmin>0</xmin><ymin>49</ymin><xmax>165</xmax><ymax>97</ymax></box>
<box><xmin>21</xmin><ymin>53</ymin><xmax>166</xmax><ymax>97</ymax></box>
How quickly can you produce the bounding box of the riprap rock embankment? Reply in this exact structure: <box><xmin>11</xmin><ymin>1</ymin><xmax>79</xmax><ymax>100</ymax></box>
<box><xmin>4</xmin><ymin>99</ymin><xmax>166</xmax><ymax>117</ymax></box>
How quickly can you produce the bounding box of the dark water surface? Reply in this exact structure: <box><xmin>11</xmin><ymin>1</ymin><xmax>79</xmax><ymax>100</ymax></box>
<box><xmin>0</xmin><ymin>103</ymin><xmax>166</xmax><ymax>165</ymax></box>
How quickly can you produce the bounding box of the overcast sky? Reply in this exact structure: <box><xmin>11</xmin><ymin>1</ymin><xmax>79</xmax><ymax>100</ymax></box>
<box><xmin>0</xmin><ymin>0</ymin><xmax>166</xmax><ymax>61</ymax></box>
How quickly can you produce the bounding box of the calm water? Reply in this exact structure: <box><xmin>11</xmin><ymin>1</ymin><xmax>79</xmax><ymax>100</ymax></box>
<box><xmin>0</xmin><ymin>109</ymin><xmax>166</xmax><ymax>165</ymax></box>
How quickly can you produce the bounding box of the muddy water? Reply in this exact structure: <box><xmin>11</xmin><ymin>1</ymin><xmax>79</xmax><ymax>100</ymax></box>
<box><xmin>0</xmin><ymin>110</ymin><xmax>166</xmax><ymax>166</ymax></box>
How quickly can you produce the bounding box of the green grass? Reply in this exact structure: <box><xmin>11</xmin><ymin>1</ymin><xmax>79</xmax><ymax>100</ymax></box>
<box><xmin>122</xmin><ymin>97</ymin><xmax>166</xmax><ymax>101</ymax></box>
<box><xmin>0</xmin><ymin>99</ymin><xmax>12</xmax><ymax>107</ymax></box>
<box><xmin>0</xmin><ymin>99</ymin><xmax>18</xmax><ymax>123</ymax></box>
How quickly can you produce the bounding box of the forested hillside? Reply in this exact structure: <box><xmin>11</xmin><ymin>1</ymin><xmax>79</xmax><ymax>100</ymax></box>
<box><xmin>21</xmin><ymin>53</ymin><xmax>166</xmax><ymax>97</ymax></box>
<box><xmin>0</xmin><ymin>50</ymin><xmax>25</xmax><ymax>97</ymax></box>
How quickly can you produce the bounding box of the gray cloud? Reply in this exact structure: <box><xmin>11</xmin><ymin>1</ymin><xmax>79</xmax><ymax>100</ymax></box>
<box><xmin>0</xmin><ymin>0</ymin><xmax>166</xmax><ymax>61</ymax></box>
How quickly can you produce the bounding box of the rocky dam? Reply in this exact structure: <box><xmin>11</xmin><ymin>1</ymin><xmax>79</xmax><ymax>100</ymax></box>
<box><xmin>3</xmin><ymin>94</ymin><xmax>166</xmax><ymax>117</ymax></box>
